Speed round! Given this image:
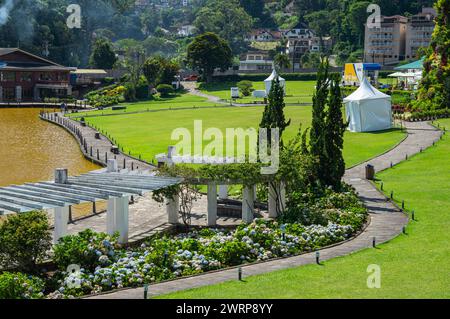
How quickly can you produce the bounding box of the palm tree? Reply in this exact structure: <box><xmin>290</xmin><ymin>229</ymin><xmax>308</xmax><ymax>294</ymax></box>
<box><xmin>274</xmin><ymin>53</ymin><xmax>291</xmax><ymax>72</ymax></box>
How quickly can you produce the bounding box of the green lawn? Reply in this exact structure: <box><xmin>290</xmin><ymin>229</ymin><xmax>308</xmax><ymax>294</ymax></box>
<box><xmin>69</xmin><ymin>93</ymin><xmax>221</xmax><ymax>118</ymax></box>
<box><xmin>85</xmin><ymin>105</ymin><xmax>405</xmax><ymax>168</ymax></box>
<box><xmin>157</xmin><ymin>119</ymin><xmax>450</xmax><ymax>299</ymax></box>
<box><xmin>199</xmin><ymin>81</ymin><xmax>316</xmax><ymax>105</ymax></box>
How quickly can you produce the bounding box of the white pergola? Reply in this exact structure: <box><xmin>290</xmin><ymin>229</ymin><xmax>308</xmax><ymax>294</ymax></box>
<box><xmin>157</xmin><ymin>147</ymin><xmax>286</xmax><ymax>226</ymax></box>
<box><xmin>0</xmin><ymin>159</ymin><xmax>182</xmax><ymax>244</ymax></box>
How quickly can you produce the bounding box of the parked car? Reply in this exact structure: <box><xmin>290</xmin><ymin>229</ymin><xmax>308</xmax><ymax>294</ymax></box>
<box><xmin>183</xmin><ymin>75</ymin><xmax>199</xmax><ymax>81</ymax></box>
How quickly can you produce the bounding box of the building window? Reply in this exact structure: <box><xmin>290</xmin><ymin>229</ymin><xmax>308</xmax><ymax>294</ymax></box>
<box><xmin>3</xmin><ymin>87</ymin><xmax>15</xmax><ymax>100</ymax></box>
<box><xmin>1</xmin><ymin>72</ymin><xmax>16</xmax><ymax>82</ymax></box>
<box><xmin>20</xmin><ymin>72</ymin><xmax>32</xmax><ymax>82</ymax></box>
<box><xmin>39</xmin><ymin>72</ymin><xmax>54</xmax><ymax>81</ymax></box>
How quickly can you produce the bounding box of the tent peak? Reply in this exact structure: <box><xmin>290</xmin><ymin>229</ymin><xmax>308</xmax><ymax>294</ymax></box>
<box><xmin>343</xmin><ymin>77</ymin><xmax>391</xmax><ymax>102</ymax></box>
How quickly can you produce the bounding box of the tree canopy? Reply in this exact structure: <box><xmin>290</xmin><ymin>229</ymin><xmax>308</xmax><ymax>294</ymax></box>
<box><xmin>186</xmin><ymin>32</ymin><xmax>232</xmax><ymax>83</ymax></box>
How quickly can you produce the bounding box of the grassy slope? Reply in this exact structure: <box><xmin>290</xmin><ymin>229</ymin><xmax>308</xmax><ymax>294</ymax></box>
<box><xmin>199</xmin><ymin>81</ymin><xmax>316</xmax><ymax>104</ymax></box>
<box><xmin>85</xmin><ymin>105</ymin><xmax>405</xmax><ymax>168</ymax></box>
<box><xmin>158</xmin><ymin>119</ymin><xmax>450</xmax><ymax>299</ymax></box>
<box><xmin>69</xmin><ymin>93</ymin><xmax>220</xmax><ymax>118</ymax></box>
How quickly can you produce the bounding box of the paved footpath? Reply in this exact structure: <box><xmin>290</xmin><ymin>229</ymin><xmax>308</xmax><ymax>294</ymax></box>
<box><xmin>89</xmin><ymin>121</ymin><xmax>442</xmax><ymax>299</ymax></box>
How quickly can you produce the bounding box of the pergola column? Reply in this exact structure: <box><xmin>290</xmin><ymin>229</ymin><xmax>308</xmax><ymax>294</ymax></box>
<box><xmin>207</xmin><ymin>182</ymin><xmax>217</xmax><ymax>226</ymax></box>
<box><xmin>242</xmin><ymin>185</ymin><xmax>255</xmax><ymax>223</ymax></box>
<box><xmin>106</xmin><ymin>197</ymin><xmax>117</xmax><ymax>235</ymax></box>
<box><xmin>218</xmin><ymin>185</ymin><xmax>228</xmax><ymax>200</ymax></box>
<box><xmin>54</xmin><ymin>206</ymin><xmax>69</xmax><ymax>244</ymax></box>
<box><xmin>115</xmin><ymin>196</ymin><xmax>129</xmax><ymax>244</ymax></box>
<box><xmin>167</xmin><ymin>195</ymin><xmax>180</xmax><ymax>224</ymax></box>
<box><xmin>106</xmin><ymin>159</ymin><xmax>120</xmax><ymax>236</ymax></box>
<box><xmin>53</xmin><ymin>168</ymin><xmax>69</xmax><ymax>244</ymax></box>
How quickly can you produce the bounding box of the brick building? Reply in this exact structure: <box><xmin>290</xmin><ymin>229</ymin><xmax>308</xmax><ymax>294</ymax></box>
<box><xmin>0</xmin><ymin>48</ymin><xmax>74</xmax><ymax>102</ymax></box>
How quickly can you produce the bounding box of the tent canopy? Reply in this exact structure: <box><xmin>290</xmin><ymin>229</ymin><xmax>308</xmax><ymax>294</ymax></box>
<box><xmin>344</xmin><ymin>77</ymin><xmax>391</xmax><ymax>102</ymax></box>
<box><xmin>264</xmin><ymin>69</ymin><xmax>286</xmax><ymax>94</ymax></box>
<box><xmin>394</xmin><ymin>58</ymin><xmax>424</xmax><ymax>70</ymax></box>
<box><xmin>344</xmin><ymin>77</ymin><xmax>392</xmax><ymax>132</ymax></box>
<box><xmin>388</xmin><ymin>72</ymin><xmax>417</xmax><ymax>78</ymax></box>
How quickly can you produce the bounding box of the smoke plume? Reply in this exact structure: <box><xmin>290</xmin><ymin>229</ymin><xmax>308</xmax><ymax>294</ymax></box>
<box><xmin>0</xmin><ymin>0</ymin><xmax>14</xmax><ymax>26</ymax></box>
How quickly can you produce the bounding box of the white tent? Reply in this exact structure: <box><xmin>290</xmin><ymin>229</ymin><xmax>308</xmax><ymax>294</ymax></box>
<box><xmin>264</xmin><ymin>69</ymin><xmax>286</xmax><ymax>94</ymax></box>
<box><xmin>344</xmin><ymin>77</ymin><xmax>392</xmax><ymax>132</ymax></box>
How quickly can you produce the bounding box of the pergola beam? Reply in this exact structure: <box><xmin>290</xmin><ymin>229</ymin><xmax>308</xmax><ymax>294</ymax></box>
<box><xmin>0</xmin><ymin>190</ymin><xmax>66</xmax><ymax>207</ymax></box>
<box><xmin>5</xmin><ymin>186</ymin><xmax>81</xmax><ymax>205</ymax></box>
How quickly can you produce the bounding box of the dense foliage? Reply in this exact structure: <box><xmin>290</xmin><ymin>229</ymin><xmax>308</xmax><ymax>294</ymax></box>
<box><xmin>186</xmin><ymin>32</ymin><xmax>233</xmax><ymax>83</ymax></box>
<box><xmin>53</xmin><ymin>229</ymin><xmax>120</xmax><ymax>271</ymax></box>
<box><xmin>0</xmin><ymin>0</ymin><xmax>434</xmax><ymax>66</ymax></box>
<box><xmin>0</xmin><ymin>211</ymin><xmax>52</xmax><ymax>274</ymax></box>
<box><xmin>89</xmin><ymin>38</ymin><xmax>118</xmax><ymax>69</ymax></box>
<box><xmin>416</xmin><ymin>0</ymin><xmax>450</xmax><ymax>110</ymax></box>
<box><xmin>0</xmin><ymin>272</ymin><xmax>45</xmax><ymax>299</ymax></box>
<box><xmin>49</xmin><ymin>215</ymin><xmax>362</xmax><ymax>298</ymax></box>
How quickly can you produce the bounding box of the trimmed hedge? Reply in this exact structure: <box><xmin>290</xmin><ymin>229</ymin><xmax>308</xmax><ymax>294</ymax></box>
<box><xmin>212</xmin><ymin>72</ymin><xmax>341</xmax><ymax>82</ymax></box>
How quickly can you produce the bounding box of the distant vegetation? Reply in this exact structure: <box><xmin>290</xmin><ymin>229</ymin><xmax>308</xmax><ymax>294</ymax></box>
<box><xmin>0</xmin><ymin>0</ymin><xmax>435</xmax><ymax>68</ymax></box>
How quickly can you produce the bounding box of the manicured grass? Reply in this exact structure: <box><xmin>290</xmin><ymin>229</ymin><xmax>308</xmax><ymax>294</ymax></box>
<box><xmin>68</xmin><ymin>93</ymin><xmax>220</xmax><ymax>118</ymax></box>
<box><xmin>199</xmin><ymin>81</ymin><xmax>316</xmax><ymax>104</ymax></box>
<box><xmin>85</xmin><ymin>105</ymin><xmax>405</xmax><ymax>168</ymax></box>
<box><xmin>157</xmin><ymin>120</ymin><xmax>450</xmax><ymax>299</ymax></box>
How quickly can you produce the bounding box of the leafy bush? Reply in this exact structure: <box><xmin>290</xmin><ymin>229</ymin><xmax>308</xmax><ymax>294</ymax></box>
<box><xmin>281</xmin><ymin>187</ymin><xmax>368</xmax><ymax>231</ymax></box>
<box><xmin>53</xmin><ymin>229</ymin><xmax>120</xmax><ymax>272</ymax></box>
<box><xmin>237</xmin><ymin>80</ymin><xmax>254</xmax><ymax>96</ymax></box>
<box><xmin>0</xmin><ymin>272</ymin><xmax>45</xmax><ymax>299</ymax></box>
<box><xmin>51</xmin><ymin>216</ymin><xmax>359</xmax><ymax>297</ymax></box>
<box><xmin>0</xmin><ymin>211</ymin><xmax>51</xmax><ymax>273</ymax></box>
<box><xmin>156</xmin><ymin>84</ymin><xmax>174</xmax><ymax>97</ymax></box>
<box><xmin>85</xmin><ymin>84</ymin><xmax>125</xmax><ymax>108</ymax></box>
<box><xmin>401</xmin><ymin>108</ymin><xmax>450</xmax><ymax>121</ymax></box>
<box><xmin>135</xmin><ymin>76</ymin><xmax>150</xmax><ymax>100</ymax></box>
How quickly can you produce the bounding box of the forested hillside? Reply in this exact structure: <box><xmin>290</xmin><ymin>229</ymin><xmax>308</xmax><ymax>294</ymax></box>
<box><xmin>0</xmin><ymin>0</ymin><xmax>435</xmax><ymax>67</ymax></box>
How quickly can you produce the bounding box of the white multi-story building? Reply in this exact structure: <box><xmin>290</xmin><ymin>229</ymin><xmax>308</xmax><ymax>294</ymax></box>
<box><xmin>364</xmin><ymin>15</ymin><xmax>408</xmax><ymax>65</ymax></box>
<box><xmin>239</xmin><ymin>51</ymin><xmax>273</xmax><ymax>71</ymax></box>
<box><xmin>405</xmin><ymin>8</ymin><xmax>436</xmax><ymax>60</ymax></box>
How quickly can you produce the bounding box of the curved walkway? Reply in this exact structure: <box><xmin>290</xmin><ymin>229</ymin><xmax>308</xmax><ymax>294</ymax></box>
<box><xmin>40</xmin><ymin>112</ymin><xmax>154</xmax><ymax>172</ymax></box>
<box><xmin>89</xmin><ymin>121</ymin><xmax>442</xmax><ymax>299</ymax></box>
<box><xmin>182</xmin><ymin>81</ymin><xmax>267</xmax><ymax>107</ymax></box>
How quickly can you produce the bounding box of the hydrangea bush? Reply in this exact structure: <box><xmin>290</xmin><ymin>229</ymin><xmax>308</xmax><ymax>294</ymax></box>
<box><xmin>0</xmin><ymin>272</ymin><xmax>45</xmax><ymax>299</ymax></box>
<box><xmin>50</xmin><ymin>218</ymin><xmax>357</xmax><ymax>298</ymax></box>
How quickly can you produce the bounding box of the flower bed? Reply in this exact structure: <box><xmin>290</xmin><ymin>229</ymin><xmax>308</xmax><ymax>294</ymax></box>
<box><xmin>45</xmin><ymin>218</ymin><xmax>360</xmax><ymax>298</ymax></box>
<box><xmin>394</xmin><ymin>108</ymin><xmax>450</xmax><ymax>122</ymax></box>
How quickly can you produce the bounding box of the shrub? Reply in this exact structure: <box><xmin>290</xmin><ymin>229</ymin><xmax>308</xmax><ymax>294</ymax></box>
<box><xmin>0</xmin><ymin>272</ymin><xmax>45</xmax><ymax>299</ymax></box>
<box><xmin>0</xmin><ymin>211</ymin><xmax>51</xmax><ymax>273</ymax></box>
<box><xmin>237</xmin><ymin>80</ymin><xmax>254</xmax><ymax>96</ymax></box>
<box><xmin>53</xmin><ymin>229</ymin><xmax>120</xmax><ymax>272</ymax></box>
<box><xmin>156</xmin><ymin>84</ymin><xmax>174</xmax><ymax>97</ymax></box>
<box><xmin>135</xmin><ymin>76</ymin><xmax>150</xmax><ymax>100</ymax></box>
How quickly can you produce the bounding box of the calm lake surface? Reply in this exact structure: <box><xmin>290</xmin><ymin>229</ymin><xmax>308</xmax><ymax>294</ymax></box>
<box><xmin>0</xmin><ymin>108</ymin><xmax>102</xmax><ymax>217</ymax></box>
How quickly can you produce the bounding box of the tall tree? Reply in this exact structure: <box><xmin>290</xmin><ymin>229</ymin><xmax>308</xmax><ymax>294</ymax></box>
<box><xmin>186</xmin><ymin>32</ymin><xmax>232</xmax><ymax>83</ymax></box>
<box><xmin>89</xmin><ymin>38</ymin><xmax>117</xmax><ymax>69</ymax></box>
<box><xmin>260</xmin><ymin>78</ymin><xmax>291</xmax><ymax>144</ymax></box>
<box><xmin>193</xmin><ymin>0</ymin><xmax>253</xmax><ymax>52</ymax></box>
<box><xmin>417</xmin><ymin>0</ymin><xmax>450</xmax><ymax>110</ymax></box>
<box><xmin>309</xmin><ymin>58</ymin><xmax>329</xmax><ymax>186</ymax></box>
<box><xmin>324</xmin><ymin>74</ymin><xmax>347</xmax><ymax>190</ymax></box>
<box><xmin>124</xmin><ymin>46</ymin><xmax>146</xmax><ymax>101</ymax></box>
<box><xmin>274</xmin><ymin>53</ymin><xmax>291</xmax><ymax>72</ymax></box>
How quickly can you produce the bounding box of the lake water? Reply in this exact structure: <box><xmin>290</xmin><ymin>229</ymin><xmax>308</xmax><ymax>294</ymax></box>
<box><xmin>0</xmin><ymin>108</ymin><xmax>102</xmax><ymax>217</ymax></box>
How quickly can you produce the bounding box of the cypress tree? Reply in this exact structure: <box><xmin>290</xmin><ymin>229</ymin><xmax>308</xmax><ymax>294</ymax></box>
<box><xmin>309</xmin><ymin>58</ymin><xmax>329</xmax><ymax>185</ymax></box>
<box><xmin>259</xmin><ymin>78</ymin><xmax>291</xmax><ymax>145</ymax></box>
<box><xmin>324</xmin><ymin>74</ymin><xmax>348</xmax><ymax>189</ymax></box>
